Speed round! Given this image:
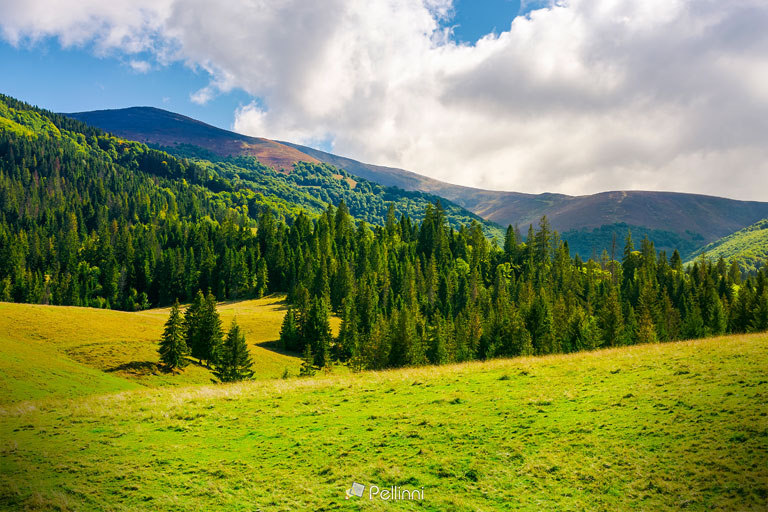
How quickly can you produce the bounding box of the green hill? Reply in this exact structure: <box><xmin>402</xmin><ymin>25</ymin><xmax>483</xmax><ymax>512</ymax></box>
<box><xmin>1</xmin><ymin>333</ymin><xmax>766</xmax><ymax>510</ymax></box>
<box><xmin>0</xmin><ymin>296</ymin><xmax>319</xmax><ymax>405</ymax></box>
<box><xmin>65</xmin><ymin>106</ymin><xmax>504</xmax><ymax>239</ymax></box>
<box><xmin>686</xmin><ymin>219</ymin><xmax>768</xmax><ymax>274</ymax></box>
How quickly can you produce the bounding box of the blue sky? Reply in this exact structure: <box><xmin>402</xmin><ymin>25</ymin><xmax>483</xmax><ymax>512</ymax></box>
<box><xmin>1</xmin><ymin>0</ymin><xmax>765</xmax><ymax>199</ymax></box>
<box><xmin>0</xmin><ymin>1</ymin><xmax>527</xmax><ymax>131</ymax></box>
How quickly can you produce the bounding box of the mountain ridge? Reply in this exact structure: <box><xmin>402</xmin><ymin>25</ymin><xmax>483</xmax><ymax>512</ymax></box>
<box><xmin>67</xmin><ymin>106</ymin><xmax>768</xmax><ymax>252</ymax></box>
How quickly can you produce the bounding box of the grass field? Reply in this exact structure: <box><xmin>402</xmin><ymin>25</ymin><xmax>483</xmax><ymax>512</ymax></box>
<box><xmin>0</xmin><ymin>295</ymin><xmax>343</xmax><ymax>405</ymax></box>
<box><xmin>1</xmin><ymin>328</ymin><xmax>766</xmax><ymax>511</ymax></box>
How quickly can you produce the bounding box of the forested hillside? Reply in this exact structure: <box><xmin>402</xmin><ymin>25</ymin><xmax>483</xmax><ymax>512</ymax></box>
<box><xmin>0</xmin><ymin>93</ymin><xmax>495</xmax><ymax>309</ymax></box>
<box><xmin>2</xmin><ymin>94</ymin><xmax>768</xmax><ymax>373</ymax></box>
<box><xmin>159</xmin><ymin>144</ymin><xmax>501</xmax><ymax>237</ymax></box>
<box><xmin>686</xmin><ymin>219</ymin><xmax>768</xmax><ymax>275</ymax></box>
<box><xmin>71</xmin><ymin>106</ymin><xmax>768</xmax><ymax>260</ymax></box>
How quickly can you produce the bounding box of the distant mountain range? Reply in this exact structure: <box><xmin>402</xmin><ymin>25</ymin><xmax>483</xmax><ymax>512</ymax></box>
<box><xmin>67</xmin><ymin>107</ymin><xmax>768</xmax><ymax>258</ymax></box>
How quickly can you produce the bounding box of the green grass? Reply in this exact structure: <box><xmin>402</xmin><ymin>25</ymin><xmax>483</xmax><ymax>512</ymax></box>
<box><xmin>1</xmin><ymin>333</ymin><xmax>766</xmax><ymax>511</ymax></box>
<box><xmin>0</xmin><ymin>295</ymin><xmax>333</xmax><ymax>405</ymax></box>
<box><xmin>686</xmin><ymin>218</ymin><xmax>768</xmax><ymax>273</ymax></box>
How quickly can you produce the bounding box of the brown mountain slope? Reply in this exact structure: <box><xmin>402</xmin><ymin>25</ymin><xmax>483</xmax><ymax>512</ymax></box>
<box><xmin>280</xmin><ymin>142</ymin><xmax>768</xmax><ymax>243</ymax></box>
<box><xmin>67</xmin><ymin>107</ymin><xmax>319</xmax><ymax>171</ymax></box>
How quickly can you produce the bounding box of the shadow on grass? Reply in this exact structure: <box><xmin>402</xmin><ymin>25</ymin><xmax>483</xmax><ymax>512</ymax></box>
<box><xmin>256</xmin><ymin>339</ymin><xmax>300</xmax><ymax>357</ymax></box>
<box><xmin>105</xmin><ymin>360</ymin><xmax>164</xmax><ymax>374</ymax></box>
<box><xmin>216</xmin><ymin>293</ymin><xmax>291</xmax><ymax>311</ymax></box>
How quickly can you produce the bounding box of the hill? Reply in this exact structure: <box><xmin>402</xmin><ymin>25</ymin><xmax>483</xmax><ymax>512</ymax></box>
<box><xmin>0</xmin><ymin>296</ymin><xmax>322</xmax><ymax>404</ymax></box>
<box><xmin>67</xmin><ymin>106</ymin><xmax>321</xmax><ymax>171</ymax></box>
<box><xmin>1</xmin><ymin>333</ymin><xmax>766</xmax><ymax>510</ymax></box>
<box><xmin>687</xmin><ymin>218</ymin><xmax>768</xmax><ymax>274</ymax></box>
<box><xmin>65</xmin><ymin>106</ymin><xmax>503</xmax><ymax>239</ymax></box>
<box><xmin>68</xmin><ymin>107</ymin><xmax>768</xmax><ymax>256</ymax></box>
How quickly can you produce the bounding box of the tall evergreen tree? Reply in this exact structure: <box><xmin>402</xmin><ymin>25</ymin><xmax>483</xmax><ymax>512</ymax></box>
<box><xmin>197</xmin><ymin>291</ymin><xmax>223</xmax><ymax>367</ymax></box>
<box><xmin>184</xmin><ymin>290</ymin><xmax>206</xmax><ymax>362</ymax></box>
<box><xmin>159</xmin><ymin>299</ymin><xmax>188</xmax><ymax>370</ymax></box>
<box><xmin>215</xmin><ymin>319</ymin><xmax>254</xmax><ymax>382</ymax></box>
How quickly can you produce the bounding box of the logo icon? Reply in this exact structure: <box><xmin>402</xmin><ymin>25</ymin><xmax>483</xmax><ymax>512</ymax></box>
<box><xmin>346</xmin><ymin>482</ymin><xmax>365</xmax><ymax>499</ymax></box>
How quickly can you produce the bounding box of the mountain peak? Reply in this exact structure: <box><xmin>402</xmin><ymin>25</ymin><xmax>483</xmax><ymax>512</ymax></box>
<box><xmin>66</xmin><ymin>107</ymin><xmax>320</xmax><ymax>170</ymax></box>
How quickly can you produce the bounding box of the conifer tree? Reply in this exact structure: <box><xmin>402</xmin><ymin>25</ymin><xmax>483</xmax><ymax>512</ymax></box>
<box><xmin>279</xmin><ymin>308</ymin><xmax>300</xmax><ymax>351</ymax></box>
<box><xmin>303</xmin><ymin>296</ymin><xmax>332</xmax><ymax>367</ymax></box>
<box><xmin>184</xmin><ymin>290</ymin><xmax>205</xmax><ymax>362</ymax></box>
<box><xmin>214</xmin><ymin>319</ymin><xmax>254</xmax><ymax>382</ymax></box>
<box><xmin>600</xmin><ymin>286</ymin><xmax>624</xmax><ymax>347</ymax></box>
<box><xmin>682</xmin><ymin>298</ymin><xmax>705</xmax><ymax>339</ymax></box>
<box><xmin>568</xmin><ymin>309</ymin><xmax>598</xmax><ymax>352</ymax></box>
<box><xmin>198</xmin><ymin>291</ymin><xmax>223</xmax><ymax>367</ymax></box>
<box><xmin>636</xmin><ymin>307</ymin><xmax>657</xmax><ymax>344</ymax></box>
<box><xmin>299</xmin><ymin>344</ymin><xmax>316</xmax><ymax>376</ymax></box>
<box><xmin>159</xmin><ymin>299</ymin><xmax>188</xmax><ymax>370</ymax></box>
<box><xmin>255</xmin><ymin>258</ymin><xmax>269</xmax><ymax>298</ymax></box>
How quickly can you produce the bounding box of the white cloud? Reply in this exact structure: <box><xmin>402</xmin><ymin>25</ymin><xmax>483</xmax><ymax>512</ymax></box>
<box><xmin>128</xmin><ymin>59</ymin><xmax>151</xmax><ymax>73</ymax></box>
<box><xmin>1</xmin><ymin>0</ymin><xmax>767</xmax><ymax>200</ymax></box>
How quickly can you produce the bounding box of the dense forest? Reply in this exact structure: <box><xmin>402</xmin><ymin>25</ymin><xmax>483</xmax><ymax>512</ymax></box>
<box><xmin>154</xmin><ymin>144</ymin><xmax>504</xmax><ymax>239</ymax></box>
<box><xmin>2</xmin><ymin>94</ymin><xmax>768</xmax><ymax>371</ymax></box>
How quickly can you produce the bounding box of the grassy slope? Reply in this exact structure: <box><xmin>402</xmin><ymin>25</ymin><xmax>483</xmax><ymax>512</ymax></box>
<box><xmin>0</xmin><ymin>295</ymin><xmax>336</xmax><ymax>404</ymax></box>
<box><xmin>687</xmin><ymin>218</ymin><xmax>768</xmax><ymax>273</ymax></box>
<box><xmin>1</xmin><ymin>334</ymin><xmax>766</xmax><ymax>511</ymax></box>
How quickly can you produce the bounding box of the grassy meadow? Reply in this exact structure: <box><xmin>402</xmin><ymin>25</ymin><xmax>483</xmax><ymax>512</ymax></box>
<box><xmin>1</xmin><ymin>323</ymin><xmax>766</xmax><ymax>511</ymax></box>
<box><xmin>0</xmin><ymin>295</ymin><xmax>344</xmax><ymax>405</ymax></box>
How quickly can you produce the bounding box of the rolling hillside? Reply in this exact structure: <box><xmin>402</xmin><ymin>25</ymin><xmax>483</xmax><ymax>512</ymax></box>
<box><xmin>69</xmin><ymin>107</ymin><xmax>768</xmax><ymax>257</ymax></box>
<box><xmin>687</xmin><ymin>218</ymin><xmax>768</xmax><ymax>274</ymax></box>
<box><xmin>1</xmin><ymin>332</ymin><xmax>766</xmax><ymax>510</ymax></box>
<box><xmin>0</xmin><ymin>296</ymin><xmax>319</xmax><ymax>404</ymax></box>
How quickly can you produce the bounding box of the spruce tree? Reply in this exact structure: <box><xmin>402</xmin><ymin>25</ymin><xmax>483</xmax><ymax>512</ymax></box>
<box><xmin>600</xmin><ymin>286</ymin><xmax>624</xmax><ymax>347</ymax></box>
<box><xmin>158</xmin><ymin>299</ymin><xmax>188</xmax><ymax>370</ymax></box>
<box><xmin>299</xmin><ymin>344</ymin><xmax>316</xmax><ymax>376</ymax></box>
<box><xmin>215</xmin><ymin>319</ymin><xmax>254</xmax><ymax>382</ymax></box>
<box><xmin>279</xmin><ymin>308</ymin><xmax>300</xmax><ymax>351</ymax></box>
<box><xmin>303</xmin><ymin>296</ymin><xmax>332</xmax><ymax>367</ymax></box>
<box><xmin>198</xmin><ymin>291</ymin><xmax>224</xmax><ymax>367</ymax></box>
<box><xmin>184</xmin><ymin>290</ymin><xmax>206</xmax><ymax>362</ymax></box>
<box><xmin>255</xmin><ymin>258</ymin><xmax>269</xmax><ymax>298</ymax></box>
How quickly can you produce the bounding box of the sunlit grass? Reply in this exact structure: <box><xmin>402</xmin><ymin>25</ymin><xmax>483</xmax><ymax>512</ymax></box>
<box><xmin>1</xmin><ymin>333</ymin><xmax>766</xmax><ymax>510</ymax></box>
<box><xmin>0</xmin><ymin>295</ymin><xmax>331</xmax><ymax>404</ymax></box>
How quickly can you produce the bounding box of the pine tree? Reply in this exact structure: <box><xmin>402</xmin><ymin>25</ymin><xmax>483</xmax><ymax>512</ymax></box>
<box><xmin>568</xmin><ymin>309</ymin><xmax>598</xmax><ymax>352</ymax></box>
<box><xmin>299</xmin><ymin>344</ymin><xmax>316</xmax><ymax>377</ymax></box>
<box><xmin>279</xmin><ymin>308</ymin><xmax>300</xmax><ymax>351</ymax></box>
<box><xmin>214</xmin><ymin>319</ymin><xmax>254</xmax><ymax>382</ymax></box>
<box><xmin>303</xmin><ymin>296</ymin><xmax>332</xmax><ymax>368</ymax></box>
<box><xmin>636</xmin><ymin>307</ymin><xmax>657</xmax><ymax>344</ymax></box>
<box><xmin>158</xmin><ymin>299</ymin><xmax>188</xmax><ymax>370</ymax></box>
<box><xmin>184</xmin><ymin>290</ymin><xmax>205</xmax><ymax>362</ymax></box>
<box><xmin>600</xmin><ymin>286</ymin><xmax>624</xmax><ymax>347</ymax></box>
<box><xmin>198</xmin><ymin>291</ymin><xmax>223</xmax><ymax>367</ymax></box>
<box><xmin>681</xmin><ymin>299</ymin><xmax>705</xmax><ymax>339</ymax></box>
<box><xmin>255</xmin><ymin>258</ymin><xmax>269</xmax><ymax>298</ymax></box>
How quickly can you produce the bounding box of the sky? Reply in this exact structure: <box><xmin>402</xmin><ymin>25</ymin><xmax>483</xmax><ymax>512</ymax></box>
<box><xmin>0</xmin><ymin>0</ymin><xmax>767</xmax><ymax>201</ymax></box>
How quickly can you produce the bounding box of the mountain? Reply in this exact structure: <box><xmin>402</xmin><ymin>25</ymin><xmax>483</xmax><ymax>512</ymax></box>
<box><xmin>66</xmin><ymin>107</ymin><xmax>503</xmax><ymax>239</ymax></box>
<box><xmin>686</xmin><ymin>218</ymin><xmax>768</xmax><ymax>274</ymax></box>
<box><xmin>67</xmin><ymin>106</ymin><xmax>320</xmax><ymax>171</ymax></box>
<box><xmin>68</xmin><ymin>106</ymin><xmax>768</xmax><ymax>256</ymax></box>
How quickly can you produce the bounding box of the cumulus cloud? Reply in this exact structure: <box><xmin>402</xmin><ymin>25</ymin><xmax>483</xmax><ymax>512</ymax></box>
<box><xmin>128</xmin><ymin>59</ymin><xmax>151</xmax><ymax>73</ymax></box>
<box><xmin>1</xmin><ymin>0</ymin><xmax>767</xmax><ymax>200</ymax></box>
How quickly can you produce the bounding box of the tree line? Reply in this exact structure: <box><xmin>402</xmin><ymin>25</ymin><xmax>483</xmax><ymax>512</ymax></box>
<box><xmin>2</xmin><ymin>93</ymin><xmax>768</xmax><ymax>374</ymax></box>
<box><xmin>274</xmin><ymin>202</ymin><xmax>768</xmax><ymax>371</ymax></box>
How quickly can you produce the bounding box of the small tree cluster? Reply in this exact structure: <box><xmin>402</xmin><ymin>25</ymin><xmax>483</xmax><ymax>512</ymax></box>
<box><xmin>159</xmin><ymin>290</ymin><xmax>253</xmax><ymax>382</ymax></box>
